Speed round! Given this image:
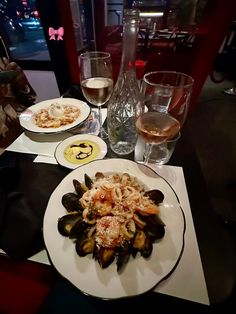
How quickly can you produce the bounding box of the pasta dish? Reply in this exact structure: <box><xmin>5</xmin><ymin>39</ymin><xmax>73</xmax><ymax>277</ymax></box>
<box><xmin>57</xmin><ymin>172</ymin><xmax>165</xmax><ymax>272</ymax></box>
<box><xmin>34</xmin><ymin>103</ymin><xmax>80</xmax><ymax>128</ymax></box>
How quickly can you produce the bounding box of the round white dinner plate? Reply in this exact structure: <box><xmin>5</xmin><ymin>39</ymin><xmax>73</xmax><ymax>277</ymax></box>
<box><xmin>43</xmin><ymin>159</ymin><xmax>186</xmax><ymax>299</ymax></box>
<box><xmin>19</xmin><ymin>98</ymin><xmax>91</xmax><ymax>134</ymax></box>
<box><xmin>54</xmin><ymin>134</ymin><xmax>107</xmax><ymax>169</ymax></box>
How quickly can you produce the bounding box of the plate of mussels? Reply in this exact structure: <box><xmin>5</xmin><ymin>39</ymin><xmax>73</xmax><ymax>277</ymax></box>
<box><xmin>43</xmin><ymin>159</ymin><xmax>186</xmax><ymax>299</ymax></box>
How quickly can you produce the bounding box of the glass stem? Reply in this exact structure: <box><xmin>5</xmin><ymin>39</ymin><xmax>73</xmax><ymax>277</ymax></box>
<box><xmin>98</xmin><ymin>105</ymin><xmax>103</xmax><ymax>134</ymax></box>
<box><xmin>144</xmin><ymin>143</ymin><xmax>153</xmax><ymax>164</ymax></box>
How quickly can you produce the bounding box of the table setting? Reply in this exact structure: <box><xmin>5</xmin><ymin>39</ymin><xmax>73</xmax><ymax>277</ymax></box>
<box><xmin>0</xmin><ymin>68</ymin><xmax>209</xmax><ymax>306</ymax></box>
<box><xmin>2</xmin><ymin>8</ymin><xmax>235</xmax><ymax>312</ymax></box>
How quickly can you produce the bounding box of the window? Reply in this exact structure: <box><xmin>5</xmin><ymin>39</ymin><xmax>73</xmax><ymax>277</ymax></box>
<box><xmin>0</xmin><ymin>0</ymin><xmax>51</xmax><ymax>67</ymax></box>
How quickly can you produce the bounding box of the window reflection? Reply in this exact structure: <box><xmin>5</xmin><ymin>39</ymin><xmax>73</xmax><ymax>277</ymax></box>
<box><xmin>0</xmin><ymin>0</ymin><xmax>50</xmax><ymax>61</ymax></box>
<box><xmin>69</xmin><ymin>0</ymin><xmax>95</xmax><ymax>52</ymax></box>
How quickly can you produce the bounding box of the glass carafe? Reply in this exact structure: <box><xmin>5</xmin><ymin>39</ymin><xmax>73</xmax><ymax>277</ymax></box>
<box><xmin>107</xmin><ymin>9</ymin><xmax>142</xmax><ymax>155</ymax></box>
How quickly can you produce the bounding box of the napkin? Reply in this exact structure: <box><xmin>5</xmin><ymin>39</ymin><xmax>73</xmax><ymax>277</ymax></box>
<box><xmin>6</xmin><ymin>109</ymin><xmax>107</xmax><ymax>162</ymax></box>
<box><xmin>0</xmin><ymin>153</ymin><xmax>69</xmax><ymax>259</ymax></box>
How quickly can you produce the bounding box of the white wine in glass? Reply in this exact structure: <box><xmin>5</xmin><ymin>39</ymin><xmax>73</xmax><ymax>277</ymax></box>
<box><xmin>135</xmin><ymin>111</ymin><xmax>180</xmax><ymax>164</ymax></box>
<box><xmin>79</xmin><ymin>52</ymin><xmax>113</xmax><ymax>138</ymax></box>
<box><xmin>81</xmin><ymin>77</ymin><xmax>113</xmax><ymax>106</ymax></box>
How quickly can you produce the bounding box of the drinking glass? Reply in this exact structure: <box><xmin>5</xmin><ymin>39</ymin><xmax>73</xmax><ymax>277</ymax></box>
<box><xmin>141</xmin><ymin>71</ymin><xmax>194</xmax><ymax>127</ymax></box>
<box><xmin>137</xmin><ymin>71</ymin><xmax>193</xmax><ymax>164</ymax></box>
<box><xmin>79</xmin><ymin>51</ymin><xmax>113</xmax><ymax>138</ymax></box>
<box><xmin>135</xmin><ymin>111</ymin><xmax>180</xmax><ymax>164</ymax></box>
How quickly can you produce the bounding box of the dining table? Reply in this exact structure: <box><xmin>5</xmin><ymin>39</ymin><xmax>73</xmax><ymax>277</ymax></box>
<box><xmin>0</xmin><ymin>93</ymin><xmax>235</xmax><ymax>314</ymax></box>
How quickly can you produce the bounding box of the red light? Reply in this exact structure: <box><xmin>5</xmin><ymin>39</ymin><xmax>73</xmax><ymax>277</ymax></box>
<box><xmin>34</xmin><ymin>10</ymin><xmax>39</xmax><ymax>17</ymax></box>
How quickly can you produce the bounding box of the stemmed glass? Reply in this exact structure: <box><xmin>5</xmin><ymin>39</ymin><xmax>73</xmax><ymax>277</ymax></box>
<box><xmin>136</xmin><ymin>71</ymin><xmax>193</xmax><ymax>164</ymax></box>
<box><xmin>79</xmin><ymin>51</ymin><xmax>113</xmax><ymax>138</ymax></box>
<box><xmin>141</xmin><ymin>71</ymin><xmax>194</xmax><ymax>127</ymax></box>
<box><xmin>135</xmin><ymin>111</ymin><xmax>180</xmax><ymax>164</ymax></box>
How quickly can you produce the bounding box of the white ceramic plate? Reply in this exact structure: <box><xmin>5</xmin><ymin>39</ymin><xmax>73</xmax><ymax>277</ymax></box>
<box><xmin>19</xmin><ymin>98</ymin><xmax>91</xmax><ymax>134</ymax></box>
<box><xmin>43</xmin><ymin>159</ymin><xmax>185</xmax><ymax>299</ymax></box>
<box><xmin>54</xmin><ymin>134</ymin><xmax>107</xmax><ymax>169</ymax></box>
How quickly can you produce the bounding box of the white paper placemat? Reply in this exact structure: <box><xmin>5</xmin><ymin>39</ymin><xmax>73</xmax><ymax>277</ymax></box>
<box><xmin>151</xmin><ymin>165</ymin><xmax>209</xmax><ymax>305</ymax></box>
<box><xmin>6</xmin><ymin>109</ymin><xmax>107</xmax><ymax>164</ymax></box>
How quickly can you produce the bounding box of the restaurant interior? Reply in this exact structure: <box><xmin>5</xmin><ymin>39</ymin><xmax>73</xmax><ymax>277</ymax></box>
<box><xmin>0</xmin><ymin>0</ymin><xmax>236</xmax><ymax>313</ymax></box>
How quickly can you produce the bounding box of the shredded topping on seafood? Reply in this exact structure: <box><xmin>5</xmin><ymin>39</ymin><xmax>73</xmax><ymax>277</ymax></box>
<box><xmin>34</xmin><ymin>103</ymin><xmax>80</xmax><ymax>128</ymax></box>
<box><xmin>58</xmin><ymin>172</ymin><xmax>165</xmax><ymax>271</ymax></box>
<box><xmin>80</xmin><ymin>173</ymin><xmax>160</xmax><ymax>248</ymax></box>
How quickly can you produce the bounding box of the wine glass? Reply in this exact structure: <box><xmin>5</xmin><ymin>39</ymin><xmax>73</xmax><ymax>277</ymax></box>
<box><xmin>141</xmin><ymin>71</ymin><xmax>194</xmax><ymax>127</ymax></box>
<box><xmin>136</xmin><ymin>71</ymin><xmax>193</xmax><ymax>165</ymax></box>
<box><xmin>135</xmin><ymin>111</ymin><xmax>180</xmax><ymax>164</ymax></box>
<box><xmin>79</xmin><ymin>51</ymin><xmax>113</xmax><ymax>138</ymax></box>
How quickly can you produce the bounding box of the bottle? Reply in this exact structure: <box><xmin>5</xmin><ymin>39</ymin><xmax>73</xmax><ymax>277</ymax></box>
<box><xmin>107</xmin><ymin>9</ymin><xmax>142</xmax><ymax>155</ymax></box>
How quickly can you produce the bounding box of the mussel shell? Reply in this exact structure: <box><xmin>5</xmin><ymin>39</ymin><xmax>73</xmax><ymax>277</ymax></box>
<box><xmin>57</xmin><ymin>213</ymin><xmax>81</xmax><ymax>237</ymax></box>
<box><xmin>148</xmin><ymin>224</ymin><xmax>165</xmax><ymax>240</ymax></box>
<box><xmin>117</xmin><ymin>241</ymin><xmax>132</xmax><ymax>272</ymax></box>
<box><xmin>76</xmin><ymin>234</ymin><xmax>95</xmax><ymax>257</ymax></box>
<box><xmin>84</xmin><ymin>173</ymin><xmax>93</xmax><ymax>189</ymax></box>
<box><xmin>69</xmin><ymin>219</ymin><xmax>90</xmax><ymax>239</ymax></box>
<box><xmin>73</xmin><ymin>179</ymin><xmax>86</xmax><ymax>198</ymax></box>
<box><xmin>131</xmin><ymin>231</ymin><xmax>153</xmax><ymax>258</ymax></box>
<box><xmin>144</xmin><ymin>215</ymin><xmax>165</xmax><ymax>239</ymax></box>
<box><xmin>94</xmin><ymin>246</ymin><xmax>116</xmax><ymax>269</ymax></box>
<box><xmin>144</xmin><ymin>189</ymin><xmax>164</xmax><ymax>205</ymax></box>
<box><xmin>61</xmin><ymin>192</ymin><xmax>83</xmax><ymax>212</ymax></box>
<box><xmin>140</xmin><ymin>236</ymin><xmax>153</xmax><ymax>258</ymax></box>
<box><xmin>133</xmin><ymin>230</ymin><xmax>146</xmax><ymax>250</ymax></box>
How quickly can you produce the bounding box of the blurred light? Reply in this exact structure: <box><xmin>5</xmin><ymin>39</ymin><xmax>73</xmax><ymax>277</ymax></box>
<box><xmin>140</xmin><ymin>12</ymin><xmax>164</xmax><ymax>17</ymax></box>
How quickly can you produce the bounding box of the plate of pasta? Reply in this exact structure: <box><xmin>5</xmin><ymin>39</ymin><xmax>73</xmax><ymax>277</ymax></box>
<box><xmin>43</xmin><ymin>159</ymin><xmax>186</xmax><ymax>299</ymax></box>
<box><xmin>19</xmin><ymin>97</ymin><xmax>91</xmax><ymax>134</ymax></box>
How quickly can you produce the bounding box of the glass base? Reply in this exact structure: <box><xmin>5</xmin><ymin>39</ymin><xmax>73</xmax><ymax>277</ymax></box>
<box><xmin>223</xmin><ymin>87</ymin><xmax>236</xmax><ymax>96</ymax></box>
<box><xmin>110</xmin><ymin>141</ymin><xmax>135</xmax><ymax>155</ymax></box>
<box><xmin>144</xmin><ymin>144</ymin><xmax>170</xmax><ymax>165</ymax></box>
<box><xmin>99</xmin><ymin>127</ymin><xmax>108</xmax><ymax>139</ymax></box>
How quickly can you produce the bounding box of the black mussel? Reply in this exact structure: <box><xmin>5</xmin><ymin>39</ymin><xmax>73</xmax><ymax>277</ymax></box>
<box><xmin>131</xmin><ymin>247</ymin><xmax>138</xmax><ymax>258</ymax></box>
<box><xmin>133</xmin><ymin>230</ymin><xmax>146</xmax><ymax>251</ymax></box>
<box><xmin>132</xmin><ymin>230</ymin><xmax>153</xmax><ymax>258</ymax></box>
<box><xmin>94</xmin><ymin>246</ymin><xmax>116</xmax><ymax>269</ymax></box>
<box><xmin>84</xmin><ymin>173</ymin><xmax>93</xmax><ymax>189</ymax></box>
<box><xmin>57</xmin><ymin>213</ymin><xmax>81</xmax><ymax>237</ymax></box>
<box><xmin>144</xmin><ymin>215</ymin><xmax>165</xmax><ymax>239</ymax></box>
<box><xmin>140</xmin><ymin>235</ymin><xmax>153</xmax><ymax>258</ymax></box>
<box><xmin>69</xmin><ymin>219</ymin><xmax>90</xmax><ymax>239</ymax></box>
<box><xmin>148</xmin><ymin>223</ymin><xmax>165</xmax><ymax>240</ymax></box>
<box><xmin>144</xmin><ymin>189</ymin><xmax>164</xmax><ymax>205</ymax></box>
<box><xmin>62</xmin><ymin>192</ymin><xmax>84</xmax><ymax>212</ymax></box>
<box><xmin>76</xmin><ymin>233</ymin><xmax>95</xmax><ymax>257</ymax></box>
<box><xmin>117</xmin><ymin>241</ymin><xmax>132</xmax><ymax>272</ymax></box>
<box><xmin>73</xmin><ymin>179</ymin><xmax>87</xmax><ymax>198</ymax></box>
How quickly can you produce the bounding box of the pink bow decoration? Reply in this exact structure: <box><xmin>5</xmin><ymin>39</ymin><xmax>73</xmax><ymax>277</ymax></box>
<box><xmin>48</xmin><ymin>27</ymin><xmax>64</xmax><ymax>40</ymax></box>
